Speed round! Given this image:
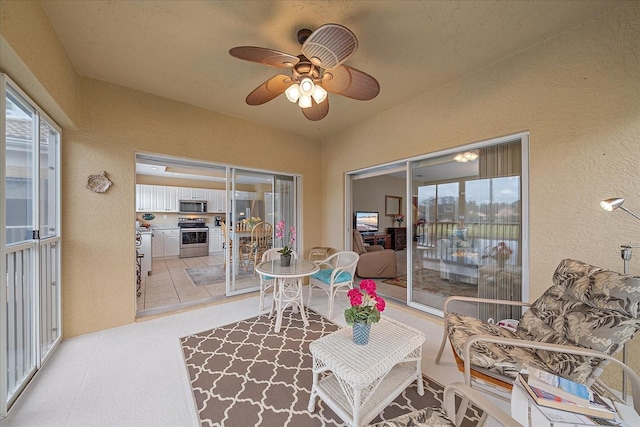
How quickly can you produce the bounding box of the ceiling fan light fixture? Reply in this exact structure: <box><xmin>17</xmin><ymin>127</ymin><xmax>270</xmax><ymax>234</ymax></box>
<box><xmin>299</xmin><ymin>77</ymin><xmax>315</xmax><ymax>96</ymax></box>
<box><xmin>285</xmin><ymin>84</ymin><xmax>301</xmax><ymax>103</ymax></box>
<box><xmin>298</xmin><ymin>95</ymin><xmax>312</xmax><ymax>109</ymax></box>
<box><xmin>454</xmin><ymin>151</ymin><xmax>479</xmax><ymax>163</ymax></box>
<box><xmin>312</xmin><ymin>85</ymin><xmax>327</xmax><ymax>104</ymax></box>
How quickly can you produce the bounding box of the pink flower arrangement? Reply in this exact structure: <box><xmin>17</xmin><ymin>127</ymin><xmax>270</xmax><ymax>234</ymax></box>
<box><xmin>275</xmin><ymin>220</ymin><xmax>296</xmax><ymax>256</ymax></box>
<box><xmin>344</xmin><ymin>279</ymin><xmax>386</xmax><ymax>325</ymax></box>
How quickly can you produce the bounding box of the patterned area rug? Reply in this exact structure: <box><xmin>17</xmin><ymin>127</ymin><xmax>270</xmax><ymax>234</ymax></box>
<box><xmin>180</xmin><ymin>310</ymin><xmax>481</xmax><ymax>426</ymax></box>
<box><xmin>185</xmin><ymin>265</ymin><xmax>253</xmax><ymax>286</ymax></box>
<box><xmin>383</xmin><ymin>268</ymin><xmax>477</xmax><ymax>298</ymax></box>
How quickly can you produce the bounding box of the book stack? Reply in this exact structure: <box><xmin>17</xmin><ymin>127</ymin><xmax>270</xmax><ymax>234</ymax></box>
<box><xmin>517</xmin><ymin>367</ymin><xmax>617</xmax><ymax>421</ymax></box>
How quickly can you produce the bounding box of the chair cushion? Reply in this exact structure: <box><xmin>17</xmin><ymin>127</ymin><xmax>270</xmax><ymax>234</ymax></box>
<box><xmin>445</xmin><ymin>312</ymin><xmax>550</xmax><ymax>380</ymax></box>
<box><xmin>368</xmin><ymin>408</ymin><xmax>453</xmax><ymax>426</ymax></box>
<box><xmin>515</xmin><ymin>259</ymin><xmax>640</xmax><ymax>383</ymax></box>
<box><xmin>311</xmin><ymin>268</ymin><xmax>352</xmax><ymax>284</ymax></box>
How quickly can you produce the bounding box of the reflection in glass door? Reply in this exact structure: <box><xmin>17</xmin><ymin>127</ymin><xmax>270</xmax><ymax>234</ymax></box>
<box><xmin>410</xmin><ymin>137</ymin><xmax>526</xmax><ymax>319</ymax></box>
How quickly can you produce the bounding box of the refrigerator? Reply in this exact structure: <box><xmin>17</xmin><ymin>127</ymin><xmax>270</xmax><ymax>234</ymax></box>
<box><xmin>235</xmin><ymin>200</ymin><xmax>264</xmax><ymax>224</ymax></box>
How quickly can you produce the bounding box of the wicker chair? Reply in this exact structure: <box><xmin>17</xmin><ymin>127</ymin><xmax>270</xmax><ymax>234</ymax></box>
<box><xmin>307</xmin><ymin>251</ymin><xmax>359</xmax><ymax>319</ymax></box>
<box><xmin>435</xmin><ymin>258</ymin><xmax>640</xmax><ymax>413</ymax></box>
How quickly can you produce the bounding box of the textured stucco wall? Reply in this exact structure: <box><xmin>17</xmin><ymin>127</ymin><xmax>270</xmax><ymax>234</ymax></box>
<box><xmin>322</xmin><ymin>3</ymin><xmax>640</xmax><ymax>387</ymax></box>
<box><xmin>0</xmin><ymin>0</ymin><xmax>78</xmax><ymax>127</ymax></box>
<box><xmin>60</xmin><ymin>78</ymin><xmax>322</xmax><ymax>336</ymax></box>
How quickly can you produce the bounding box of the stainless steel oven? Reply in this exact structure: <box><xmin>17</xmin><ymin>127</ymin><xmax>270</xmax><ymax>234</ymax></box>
<box><xmin>178</xmin><ymin>218</ymin><xmax>209</xmax><ymax>258</ymax></box>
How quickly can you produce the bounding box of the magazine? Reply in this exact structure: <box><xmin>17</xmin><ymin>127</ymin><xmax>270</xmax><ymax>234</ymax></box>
<box><xmin>527</xmin><ymin>367</ymin><xmax>593</xmax><ymax>406</ymax></box>
<box><xmin>518</xmin><ymin>372</ymin><xmax>617</xmax><ymax>420</ymax></box>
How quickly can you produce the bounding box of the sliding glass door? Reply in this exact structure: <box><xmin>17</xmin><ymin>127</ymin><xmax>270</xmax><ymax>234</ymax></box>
<box><xmin>1</xmin><ymin>75</ymin><xmax>62</xmax><ymax>416</ymax></box>
<box><xmin>347</xmin><ymin>133</ymin><xmax>528</xmax><ymax>321</ymax></box>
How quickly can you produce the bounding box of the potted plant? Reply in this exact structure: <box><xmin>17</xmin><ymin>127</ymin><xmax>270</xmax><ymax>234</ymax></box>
<box><xmin>275</xmin><ymin>220</ymin><xmax>296</xmax><ymax>266</ymax></box>
<box><xmin>344</xmin><ymin>279</ymin><xmax>386</xmax><ymax>345</ymax></box>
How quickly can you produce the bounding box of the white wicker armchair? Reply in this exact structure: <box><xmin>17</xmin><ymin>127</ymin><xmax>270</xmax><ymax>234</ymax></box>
<box><xmin>307</xmin><ymin>251</ymin><xmax>359</xmax><ymax>319</ymax></box>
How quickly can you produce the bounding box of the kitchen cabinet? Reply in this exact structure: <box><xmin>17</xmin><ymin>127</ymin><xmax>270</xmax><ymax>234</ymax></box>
<box><xmin>152</xmin><ymin>228</ymin><xmax>180</xmax><ymax>258</ymax></box>
<box><xmin>136</xmin><ymin>184</ymin><xmax>154</xmax><ymax>212</ymax></box>
<box><xmin>164</xmin><ymin>229</ymin><xmax>180</xmax><ymax>257</ymax></box>
<box><xmin>135</xmin><ymin>185</ymin><xmax>180</xmax><ymax>212</ymax></box>
<box><xmin>179</xmin><ymin>187</ymin><xmax>207</xmax><ymax>200</ymax></box>
<box><xmin>209</xmin><ymin>228</ymin><xmax>223</xmax><ymax>253</ymax></box>
<box><xmin>206</xmin><ymin>189</ymin><xmax>226</xmax><ymax>213</ymax></box>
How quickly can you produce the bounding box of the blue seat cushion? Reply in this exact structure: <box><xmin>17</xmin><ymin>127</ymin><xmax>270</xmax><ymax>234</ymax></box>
<box><xmin>311</xmin><ymin>269</ymin><xmax>352</xmax><ymax>284</ymax></box>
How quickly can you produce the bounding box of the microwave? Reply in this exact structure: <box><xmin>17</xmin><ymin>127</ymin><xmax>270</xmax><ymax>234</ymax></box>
<box><xmin>179</xmin><ymin>200</ymin><xmax>207</xmax><ymax>214</ymax></box>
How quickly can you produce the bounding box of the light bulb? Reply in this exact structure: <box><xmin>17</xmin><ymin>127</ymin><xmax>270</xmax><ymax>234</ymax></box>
<box><xmin>299</xmin><ymin>77</ymin><xmax>314</xmax><ymax>96</ymax></box>
<box><xmin>312</xmin><ymin>85</ymin><xmax>327</xmax><ymax>103</ymax></box>
<box><xmin>298</xmin><ymin>95</ymin><xmax>312</xmax><ymax>109</ymax></box>
<box><xmin>285</xmin><ymin>84</ymin><xmax>300</xmax><ymax>103</ymax></box>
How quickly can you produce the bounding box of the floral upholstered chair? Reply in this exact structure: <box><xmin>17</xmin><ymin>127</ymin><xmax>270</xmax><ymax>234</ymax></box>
<box><xmin>435</xmin><ymin>259</ymin><xmax>640</xmax><ymax>413</ymax></box>
<box><xmin>369</xmin><ymin>382</ymin><xmax>521</xmax><ymax>427</ymax></box>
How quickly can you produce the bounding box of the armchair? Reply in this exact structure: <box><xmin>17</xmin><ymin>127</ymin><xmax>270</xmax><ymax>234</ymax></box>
<box><xmin>435</xmin><ymin>259</ymin><xmax>640</xmax><ymax>413</ymax></box>
<box><xmin>307</xmin><ymin>251</ymin><xmax>359</xmax><ymax>319</ymax></box>
<box><xmin>352</xmin><ymin>230</ymin><xmax>398</xmax><ymax>278</ymax></box>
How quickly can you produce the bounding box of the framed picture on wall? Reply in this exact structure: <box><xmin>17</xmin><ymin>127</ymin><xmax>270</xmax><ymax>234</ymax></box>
<box><xmin>385</xmin><ymin>195</ymin><xmax>402</xmax><ymax>216</ymax></box>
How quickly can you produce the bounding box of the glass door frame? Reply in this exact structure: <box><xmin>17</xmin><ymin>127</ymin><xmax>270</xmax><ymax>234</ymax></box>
<box><xmin>225</xmin><ymin>167</ymin><xmax>301</xmax><ymax>297</ymax></box>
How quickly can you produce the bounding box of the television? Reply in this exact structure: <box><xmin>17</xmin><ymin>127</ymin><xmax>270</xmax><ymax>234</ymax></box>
<box><xmin>354</xmin><ymin>211</ymin><xmax>379</xmax><ymax>233</ymax></box>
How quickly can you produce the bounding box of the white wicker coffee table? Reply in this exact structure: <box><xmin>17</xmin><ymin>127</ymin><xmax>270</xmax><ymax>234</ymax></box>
<box><xmin>307</xmin><ymin>317</ymin><xmax>426</xmax><ymax>427</ymax></box>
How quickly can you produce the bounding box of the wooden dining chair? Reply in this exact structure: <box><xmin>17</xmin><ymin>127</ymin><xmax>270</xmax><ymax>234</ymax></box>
<box><xmin>245</xmin><ymin>221</ymin><xmax>273</xmax><ymax>273</ymax></box>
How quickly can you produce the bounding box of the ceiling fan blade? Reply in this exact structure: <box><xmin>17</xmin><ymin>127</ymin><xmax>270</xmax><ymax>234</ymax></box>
<box><xmin>322</xmin><ymin>64</ymin><xmax>380</xmax><ymax>100</ymax></box>
<box><xmin>301</xmin><ymin>24</ymin><xmax>358</xmax><ymax>70</ymax></box>
<box><xmin>302</xmin><ymin>98</ymin><xmax>329</xmax><ymax>121</ymax></box>
<box><xmin>246</xmin><ymin>75</ymin><xmax>293</xmax><ymax>105</ymax></box>
<box><xmin>229</xmin><ymin>46</ymin><xmax>300</xmax><ymax>68</ymax></box>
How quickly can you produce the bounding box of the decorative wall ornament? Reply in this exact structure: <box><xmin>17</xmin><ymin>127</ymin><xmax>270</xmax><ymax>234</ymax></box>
<box><xmin>86</xmin><ymin>171</ymin><xmax>112</xmax><ymax>193</ymax></box>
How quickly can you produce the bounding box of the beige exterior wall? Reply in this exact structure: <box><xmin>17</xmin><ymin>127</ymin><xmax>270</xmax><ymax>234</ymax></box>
<box><xmin>322</xmin><ymin>3</ymin><xmax>640</xmax><ymax>386</ymax></box>
<box><xmin>1</xmin><ymin>0</ymin><xmax>638</xmax><ymax>388</ymax></box>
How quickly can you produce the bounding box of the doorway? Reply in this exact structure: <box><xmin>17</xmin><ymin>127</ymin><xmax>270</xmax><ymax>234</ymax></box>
<box><xmin>134</xmin><ymin>154</ymin><xmax>300</xmax><ymax>317</ymax></box>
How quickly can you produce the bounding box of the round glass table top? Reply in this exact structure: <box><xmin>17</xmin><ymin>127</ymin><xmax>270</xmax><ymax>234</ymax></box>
<box><xmin>255</xmin><ymin>259</ymin><xmax>319</xmax><ymax>278</ymax></box>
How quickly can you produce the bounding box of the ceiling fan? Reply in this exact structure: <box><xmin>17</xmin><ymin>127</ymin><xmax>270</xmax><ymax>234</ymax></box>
<box><xmin>229</xmin><ymin>24</ymin><xmax>380</xmax><ymax>121</ymax></box>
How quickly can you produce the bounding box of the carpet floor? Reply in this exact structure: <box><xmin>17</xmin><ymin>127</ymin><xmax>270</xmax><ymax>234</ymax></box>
<box><xmin>180</xmin><ymin>310</ymin><xmax>480</xmax><ymax>426</ymax></box>
<box><xmin>383</xmin><ymin>268</ymin><xmax>477</xmax><ymax>298</ymax></box>
<box><xmin>186</xmin><ymin>265</ymin><xmax>253</xmax><ymax>286</ymax></box>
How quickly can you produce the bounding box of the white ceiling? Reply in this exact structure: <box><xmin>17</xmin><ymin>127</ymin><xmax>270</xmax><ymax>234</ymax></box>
<box><xmin>41</xmin><ymin>0</ymin><xmax>618</xmax><ymax>140</ymax></box>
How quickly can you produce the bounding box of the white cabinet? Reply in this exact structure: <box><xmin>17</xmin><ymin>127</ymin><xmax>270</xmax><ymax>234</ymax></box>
<box><xmin>206</xmin><ymin>189</ymin><xmax>226</xmax><ymax>213</ymax></box>
<box><xmin>151</xmin><ymin>230</ymin><xmax>164</xmax><ymax>257</ymax></box>
<box><xmin>209</xmin><ymin>228</ymin><xmax>223</xmax><ymax>253</ymax></box>
<box><xmin>137</xmin><ymin>184</ymin><xmax>179</xmax><ymax>212</ymax></box>
<box><xmin>136</xmin><ymin>184</ymin><xmax>154</xmax><ymax>212</ymax></box>
<box><xmin>179</xmin><ymin>187</ymin><xmax>207</xmax><ymax>200</ymax></box>
<box><xmin>152</xmin><ymin>229</ymin><xmax>180</xmax><ymax>258</ymax></box>
<box><xmin>163</xmin><ymin>229</ymin><xmax>180</xmax><ymax>257</ymax></box>
<box><xmin>163</xmin><ymin>187</ymin><xmax>179</xmax><ymax>212</ymax></box>
<box><xmin>233</xmin><ymin>191</ymin><xmax>256</xmax><ymax>200</ymax></box>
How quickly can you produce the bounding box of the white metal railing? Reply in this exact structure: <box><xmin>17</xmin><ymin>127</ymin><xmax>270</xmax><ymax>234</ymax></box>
<box><xmin>5</xmin><ymin>242</ymin><xmax>38</xmax><ymax>404</ymax></box>
<box><xmin>39</xmin><ymin>238</ymin><xmax>61</xmax><ymax>360</ymax></box>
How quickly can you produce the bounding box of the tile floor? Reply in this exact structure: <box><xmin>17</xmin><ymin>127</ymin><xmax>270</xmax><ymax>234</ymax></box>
<box><xmin>2</xmin><ymin>293</ymin><xmax>510</xmax><ymax>426</ymax></box>
<box><xmin>137</xmin><ymin>253</ymin><xmax>260</xmax><ymax>316</ymax></box>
